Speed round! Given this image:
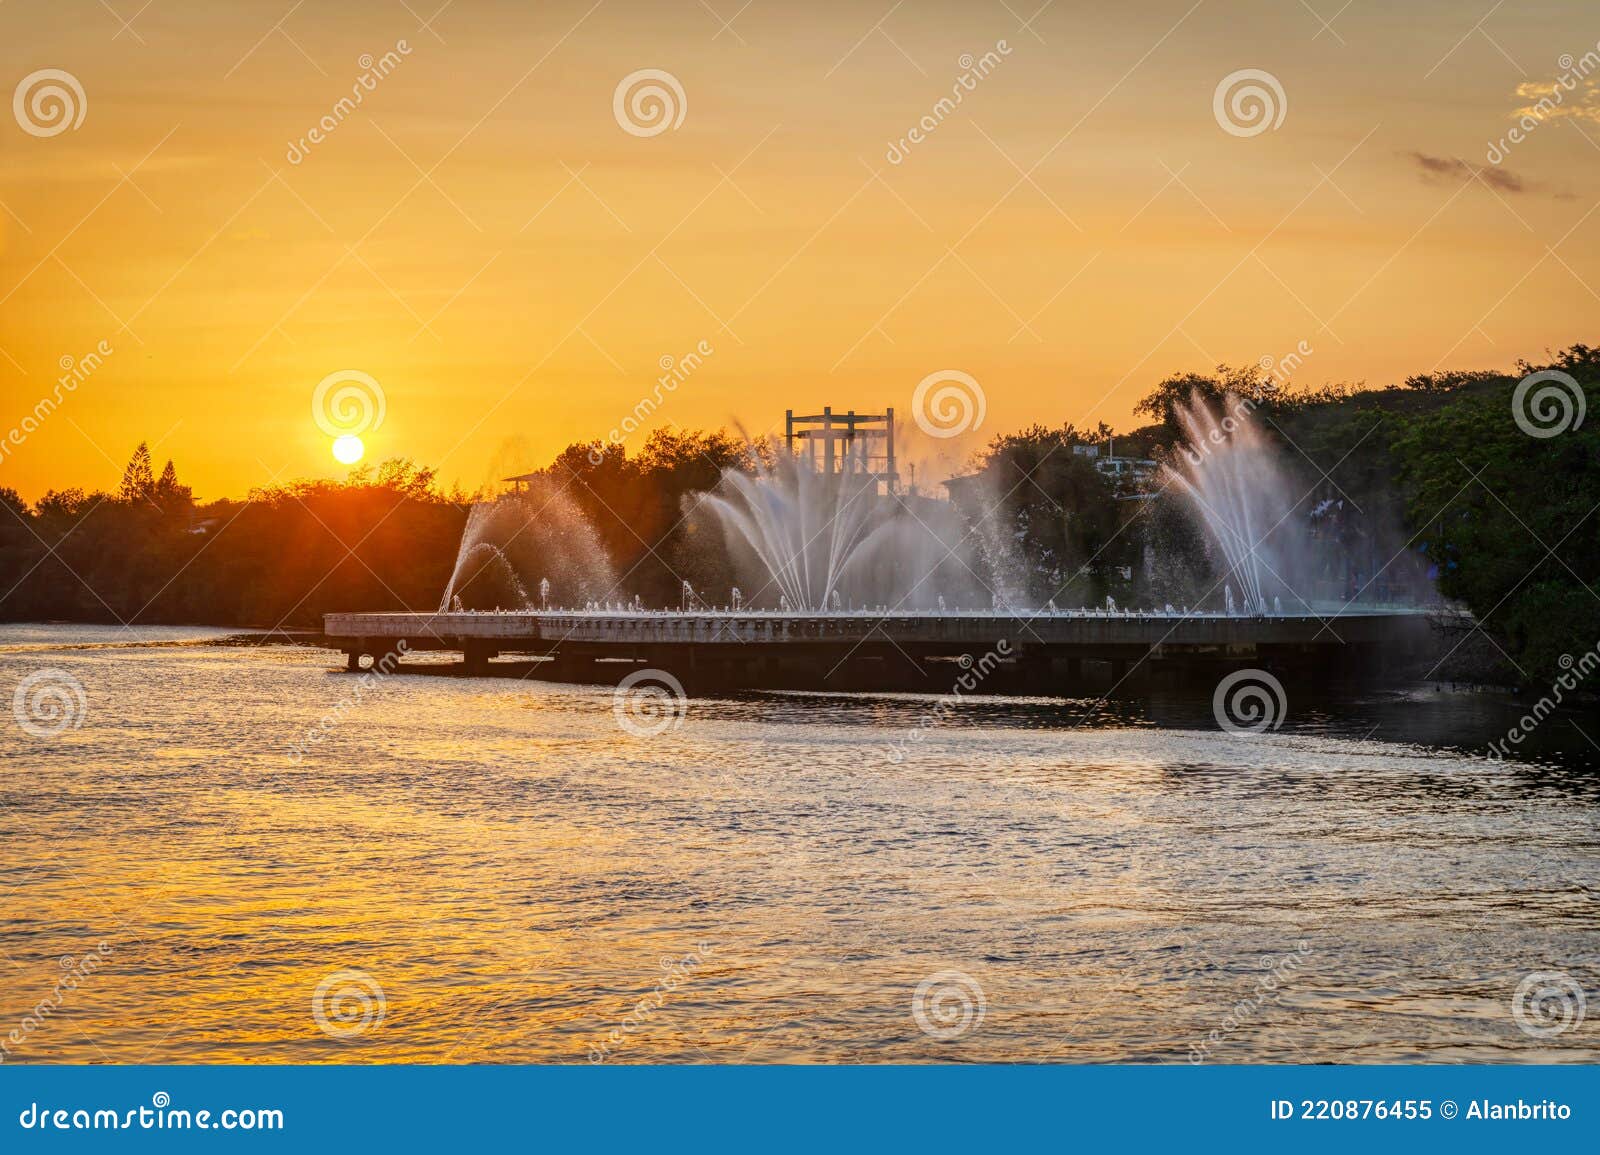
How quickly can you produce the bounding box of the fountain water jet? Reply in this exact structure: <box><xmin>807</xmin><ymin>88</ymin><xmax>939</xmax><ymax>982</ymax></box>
<box><xmin>700</xmin><ymin>441</ymin><xmax>978</xmax><ymax>611</ymax></box>
<box><xmin>1163</xmin><ymin>391</ymin><xmax>1311</xmax><ymax>615</ymax></box>
<box><xmin>439</xmin><ymin>482</ymin><xmax>616</xmax><ymax>611</ymax></box>
<box><xmin>441</xmin><ymin>541</ymin><xmax>531</xmax><ymax>611</ymax></box>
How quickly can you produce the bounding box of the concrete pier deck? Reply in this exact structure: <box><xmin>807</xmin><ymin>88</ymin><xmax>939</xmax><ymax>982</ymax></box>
<box><xmin>322</xmin><ymin>607</ymin><xmax>1441</xmax><ymax>684</ymax></box>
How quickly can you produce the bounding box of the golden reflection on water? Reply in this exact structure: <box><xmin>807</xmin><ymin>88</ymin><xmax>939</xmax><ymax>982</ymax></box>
<box><xmin>2</xmin><ymin>630</ymin><xmax>1597</xmax><ymax>1064</ymax></box>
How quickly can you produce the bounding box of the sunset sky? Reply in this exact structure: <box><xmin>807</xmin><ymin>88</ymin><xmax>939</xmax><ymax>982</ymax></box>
<box><xmin>2</xmin><ymin>0</ymin><xmax>1598</xmax><ymax>500</ymax></box>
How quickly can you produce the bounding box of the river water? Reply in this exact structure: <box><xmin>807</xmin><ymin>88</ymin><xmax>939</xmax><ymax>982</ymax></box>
<box><xmin>2</xmin><ymin>624</ymin><xmax>1596</xmax><ymax>1064</ymax></box>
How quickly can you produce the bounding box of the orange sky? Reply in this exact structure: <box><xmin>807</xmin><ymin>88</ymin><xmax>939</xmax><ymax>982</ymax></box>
<box><xmin>2</xmin><ymin>0</ymin><xmax>1598</xmax><ymax>500</ymax></box>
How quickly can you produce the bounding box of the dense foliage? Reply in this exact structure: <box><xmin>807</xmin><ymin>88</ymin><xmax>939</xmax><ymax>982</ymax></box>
<box><xmin>1389</xmin><ymin>345</ymin><xmax>1600</xmax><ymax>683</ymax></box>
<box><xmin>3</xmin><ymin>347</ymin><xmax>1596</xmax><ymax>685</ymax></box>
<box><xmin>0</xmin><ymin>454</ymin><xmax>463</xmax><ymax>628</ymax></box>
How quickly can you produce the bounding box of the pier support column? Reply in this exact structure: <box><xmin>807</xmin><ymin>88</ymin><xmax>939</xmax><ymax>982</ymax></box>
<box><xmin>1016</xmin><ymin>648</ymin><xmax>1051</xmax><ymax>685</ymax></box>
<box><xmin>462</xmin><ymin>643</ymin><xmax>496</xmax><ymax>675</ymax></box>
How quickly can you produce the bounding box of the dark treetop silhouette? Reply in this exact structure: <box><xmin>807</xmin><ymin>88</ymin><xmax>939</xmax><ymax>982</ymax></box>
<box><xmin>3</xmin><ymin>346</ymin><xmax>1595</xmax><ymax>686</ymax></box>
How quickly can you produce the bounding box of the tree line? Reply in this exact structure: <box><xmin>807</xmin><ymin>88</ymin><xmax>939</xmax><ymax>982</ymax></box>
<box><xmin>2</xmin><ymin>345</ymin><xmax>1594</xmax><ymax>685</ymax></box>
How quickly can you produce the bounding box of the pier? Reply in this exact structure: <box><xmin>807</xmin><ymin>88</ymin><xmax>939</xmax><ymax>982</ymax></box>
<box><xmin>322</xmin><ymin>607</ymin><xmax>1439</xmax><ymax>688</ymax></box>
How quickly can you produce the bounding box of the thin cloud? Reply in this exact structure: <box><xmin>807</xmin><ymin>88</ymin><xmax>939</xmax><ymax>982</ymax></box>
<box><xmin>1406</xmin><ymin>151</ymin><xmax>1526</xmax><ymax>194</ymax></box>
<box><xmin>1513</xmin><ymin>77</ymin><xmax>1600</xmax><ymax>125</ymax></box>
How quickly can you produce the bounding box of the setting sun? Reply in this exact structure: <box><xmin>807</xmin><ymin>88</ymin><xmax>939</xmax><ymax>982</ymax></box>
<box><xmin>3</xmin><ymin>0</ymin><xmax>1599</xmax><ymax>1127</ymax></box>
<box><xmin>331</xmin><ymin>435</ymin><xmax>365</xmax><ymax>465</ymax></box>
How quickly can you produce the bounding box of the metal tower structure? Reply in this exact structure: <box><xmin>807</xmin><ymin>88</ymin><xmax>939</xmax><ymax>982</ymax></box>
<box><xmin>784</xmin><ymin>407</ymin><xmax>898</xmax><ymax>495</ymax></box>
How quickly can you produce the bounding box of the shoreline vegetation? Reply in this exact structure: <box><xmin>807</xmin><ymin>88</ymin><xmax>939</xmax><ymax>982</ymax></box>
<box><xmin>2</xmin><ymin>346</ymin><xmax>1595</xmax><ymax>690</ymax></box>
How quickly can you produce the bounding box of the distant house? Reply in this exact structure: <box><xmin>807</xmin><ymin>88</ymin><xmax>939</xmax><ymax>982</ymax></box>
<box><xmin>1094</xmin><ymin>454</ymin><xmax>1159</xmax><ymax>497</ymax></box>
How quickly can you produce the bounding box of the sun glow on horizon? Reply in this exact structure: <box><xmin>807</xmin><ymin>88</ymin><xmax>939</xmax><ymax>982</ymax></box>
<box><xmin>332</xmin><ymin>436</ymin><xmax>365</xmax><ymax>465</ymax></box>
<box><xmin>1</xmin><ymin>1</ymin><xmax>1596</xmax><ymax>503</ymax></box>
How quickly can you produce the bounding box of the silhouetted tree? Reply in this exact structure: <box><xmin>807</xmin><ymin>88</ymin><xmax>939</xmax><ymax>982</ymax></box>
<box><xmin>153</xmin><ymin>459</ymin><xmax>195</xmax><ymax>512</ymax></box>
<box><xmin>4</xmin><ymin>346</ymin><xmax>1598</xmax><ymax>684</ymax></box>
<box><xmin>0</xmin><ymin>486</ymin><xmax>27</xmax><ymax>520</ymax></box>
<box><xmin>119</xmin><ymin>443</ymin><xmax>155</xmax><ymax>502</ymax></box>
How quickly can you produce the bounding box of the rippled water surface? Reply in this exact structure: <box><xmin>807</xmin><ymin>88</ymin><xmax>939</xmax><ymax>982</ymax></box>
<box><xmin>3</xmin><ymin>626</ymin><xmax>1597</xmax><ymax>1064</ymax></box>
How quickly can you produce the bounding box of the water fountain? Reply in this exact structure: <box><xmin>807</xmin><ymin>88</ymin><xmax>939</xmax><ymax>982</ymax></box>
<box><xmin>440</xmin><ymin>535</ymin><xmax>530</xmax><ymax>611</ymax></box>
<box><xmin>439</xmin><ymin>481</ymin><xmax>616</xmax><ymax>611</ymax></box>
<box><xmin>700</xmin><ymin>445</ymin><xmax>979</xmax><ymax>611</ymax></box>
<box><xmin>1163</xmin><ymin>392</ymin><xmax>1311</xmax><ymax>616</ymax></box>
